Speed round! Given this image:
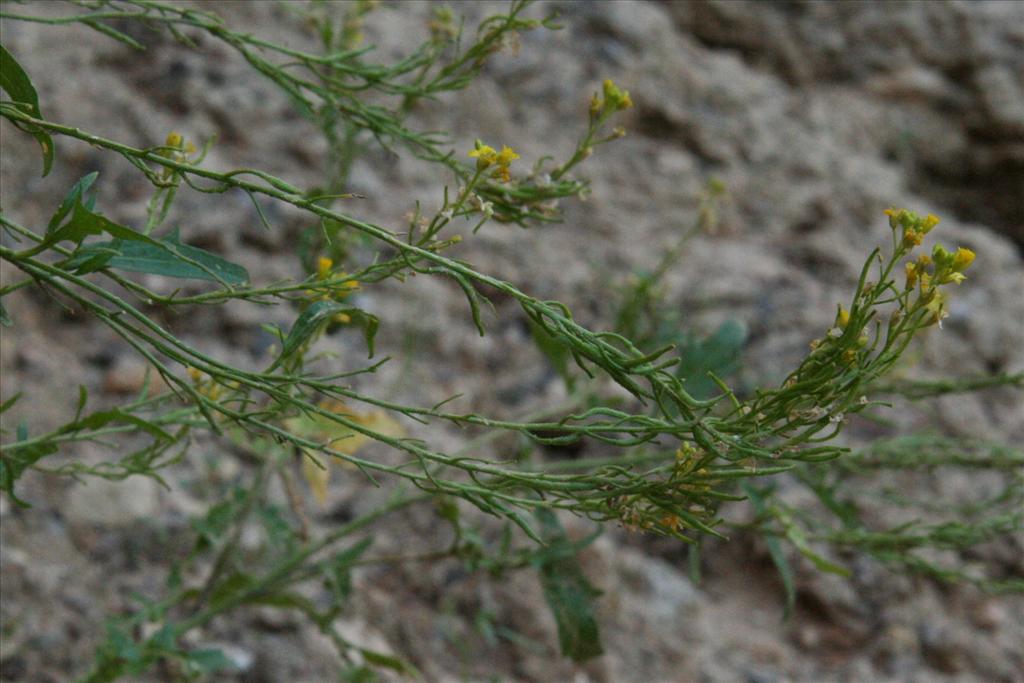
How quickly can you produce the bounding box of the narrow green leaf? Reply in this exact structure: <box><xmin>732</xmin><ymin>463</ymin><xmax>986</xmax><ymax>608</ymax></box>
<box><xmin>346</xmin><ymin>308</ymin><xmax>379</xmax><ymax>358</ymax></box>
<box><xmin>329</xmin><ymin>536</ymin><xmax>374</xmax><ymax>567</ymax></box>
<box><xmin>529</xmin><ymin>317</ymin><xmax>573</xmax><ymax>390</ymax></box>
<box><xmin>0</xmin><ymin>42</ymin><xmax>40</xmax><ymax>115</ymax></box>
<box><xmin>359</xmin><ymin>648</ymin><xmax>416</xmax><ymax>675</ymax></box>
<box><xmin>74</xmin><ymin>385</ymin><xmax>89</xmax><ymax>422</ymax></box>
<box><xmin>765</xmin><ymin>536</ymin><xmax>796</xmax><ymax>619</ymax></box>
<box><xmin>75</xmin><ymin>200</ymin><xmax>158</xmax><ymax>243</ymax></box>
<box><xmin>191</xmin><ymin>489</ymin><xmax>246</xmax><ymax>551</ymax></box>
<box><xmin>278</xmin><ymin>299</ymin><xmax>348</xmax><ymax>361</ymax></box>
<box><xmin>147</xmin><ymin>623</ymin><xmax>177</xmax><ymax>651</ymax></box>
<box><xmin>187</xmin><ymin>648</ymin><xmax>235</xmax><ymax>673</ymax></box>
<box><xmin>533</xmin><ymin>509</ymin><xmax>604</xmax><ymax>662</ymax></box>
<box><xmin>0</xmin><ymin>301</ymin><xmax>11</xmax><ymax>327</ymax></box>
<box><xmin>0</xmin><ymin>42</ymin><xmax>53</xmax><ymax>176</ymax></box>
<box><xmin>258</xmin><ymin>504</ymin><xmax>296</xmax><ymax>551</ymax></box>
<box><xmin>208</xmin><ymin>571</ymin><xmax>256</xmax><ymax>610</ymax></box>
<box><xmin>43</xmin><ymin>197</ymin><xmax>160</xmax><ymax>253</ymax></box>
<box><xmin>106</xmin><ymin>623</ymin><xmax>143</xmax><ymax>663</ymax></box>
<box><xmin>0</xmin><ymin>427</ymin><xmax>58</xmax><ymax>508</ymax></box>
<box><xmin>673</xmin><ymin>319</ymin><xmax>746</xmax><ymax>400</ymax></box>
<box><xmin>75</xmin><ymin>408</ymin><xmax>175</xmax><ymax>441</ymax></box>
<box><xmin>66</xmin><ymin>230</ymin><xmax>249</xmax><ymax>285</ymax></box>
<box><xmin>340</xmin><ymin>666</ymin><xmax>379</xmax><ymax>683</ymax></box>
<box><xmin>742</xmin><ymin>483</ymin><xmax>796</xmax><ymax>619</ymax></box>
<box><xmin>48</xmin><ymin>173</ymin><xmax>99</xmax><ymax>235</ymax></box>
<box><xmin>786</xmin><ymin>525</ymin><xmax>851</xmax><ymax>577</ymax></box>
<box><xmin>0</xmin><ymin>392</ymin><xmax>21</xmax><ymax>415</ymax></box>
<box><xmin>81</xmin><ymin>19</ymin><xmax>146</xmax><ymax>50</ymax></box>
<box><xmin>323</xmin><ymin>537</ymin><xmax>373</xmax><ymax>605</ymax></box>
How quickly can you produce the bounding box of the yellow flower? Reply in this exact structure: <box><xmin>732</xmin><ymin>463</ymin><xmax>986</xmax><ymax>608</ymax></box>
<box><xmin>921</xmin><ymin>213</ymin><xmax>941</xmax><ymax>232</ymax></box>
<box><xmin>601</xmin><ymin>78</ymin><xmax>633</xmax><ymax>111</ymax></box>
<box><xmin>166</xmin><ymin>131</ymin><xmax>183</xmax><ymax>148</ymax></box>
<box><xmin>469</xmin><ymin>142</ymin><xmax>518</xmax><ymax>183</ymax></box>
<box><xmin>932</xmin><ymin>244</ymin><xmax>975</xmax><ymax>284</ymax></box>
<box><xmin>468</xmin><ymin>142</ymin><xmax>498</xmax><ymax>169</ymax></box>
<box><xmin>903</xmin><ymin>228</ymin><xmax>923</xmax><ymax>248</ymax></box>
<box><xmin>919</xmin><ymin>271</ymin><xmax>933</xmax><ymax>294</ymax></box>
<box><xmin>660</xmin><ymin>514</ymin><xmax>683</xmax><ymax>533</ymax></box>
<box><xmin>904</xmin><ymin>261</ymin><xmax>919</xmax><ymax>289</ymax></box>
<box><xmin>428</xmin><ymin>6</ymin><xmax>457</xmax><ymax>42</ymax></box>
<box><xmin>884</xmin><ymin>207</ymin><xmax>904</xmax><ymax>230</ymax></box>
<box><xmin>316</xmin><ymin>256</ymin><xmax>333</xmax><ymax>280</ymax></box>
<box><xmin>836</xmin><ymin>306</ymin><xmax>851</xmax><ymax>329</ymax></box>
<box><xmin>952</xmin><ymin>247</ymin><xmax>975</xmax><ymax>272</ymax></box>
<box><xmin>496</xmin><ymin>145</ymin><xmax>519</xmax><ymax>167</ymax></box>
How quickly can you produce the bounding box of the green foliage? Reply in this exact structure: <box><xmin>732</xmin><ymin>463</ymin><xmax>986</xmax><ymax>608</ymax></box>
<box><xmin>0</xmin><ymin>421</ymin><xmax>57</xmax><ymax>507</ymax></box>
<box><xmin>534</xmin><ymin>510</ymin><xmax>604</xmax><ymax>662</ymax></box>
<box><xmin>672</xmin><ymin>320</ymin><xmax>747</xmax><ymax>401</ymax></box>
<box><xmin>0</xmin><ymin>1</ymin><xmax>1020</xmax><ymax>680</ymax></box>
<box><xmin>66</xmin><ymin>228</ymin><xmax>249</xmax><ymax>285</ymax></box>
<box><xmin>0</xmin><ymin>42</ymin><xmax>53</xmax><ymax>175</ymax></box>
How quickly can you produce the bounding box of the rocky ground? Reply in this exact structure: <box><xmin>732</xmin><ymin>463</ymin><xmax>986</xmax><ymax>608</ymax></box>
<box><xmin>1</xmin><ymin>1</ymin><xmax>1022</xmax><ymax>682</ymax></box>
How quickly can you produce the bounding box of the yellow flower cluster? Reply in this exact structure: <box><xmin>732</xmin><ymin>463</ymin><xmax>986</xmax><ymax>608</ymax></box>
<box><xmin>887</xmin><ymin>208</ymin><xmax>976</xmax><ymax>327</ymax></box>
<box><xmin>902</xmin><ymin>241</ymin><xmax>974</xmax><ymax>290</ymax></box>
<box><xmin>836</xmin><ymin>306</ymin><xmax>851</xmax><ymax>329</ymax></box>
<box><xmin>468</xmin><ymin>140</ymin><xmax>520</xmax><ymax>182</ymax></box>
<box><xmin>316</xmin><ymin>256</ymin><xmax>334</xmax><ymax>280</ymax></box>
<box><xmin>311</xmin><ymin>256</ymin><xmax>360</xmax><ymax>323</ymax></box>
<box><xmin>187</xmin><ymin>366</ymin><xmax>223</xmax><ymax>401</ymax></box>
<box><xmin>156</xmin><ymin>132</ymin><xmax>201</xmax><ymax>183</ymax></box>
<box><xmin>162</xmin><ymin>131</ymin><xmax>197</xmax><ymax>159</ymax></box>
<box><xmin>428</xmin><ymin>5</ymin><xmax>457</xmax><ymax>42</ymax></box>
<box><xmin>884</xmin><ymin>207</ymin><xmax>940</xmax><ymax>248</ymax></box>
<box><xmin>590</xmin><ymin>79</ymin><xmax>633</xmax><ymax>118</ymax></box>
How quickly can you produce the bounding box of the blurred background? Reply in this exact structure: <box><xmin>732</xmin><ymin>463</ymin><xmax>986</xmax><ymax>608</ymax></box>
<box><xmin>1</xmin><ymin>1</ymin><xmax>1021</xmax><ymax>681</ymax></box>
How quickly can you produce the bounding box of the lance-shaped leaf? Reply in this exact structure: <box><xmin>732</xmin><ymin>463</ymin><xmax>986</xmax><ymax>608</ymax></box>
<box><xmin>43</xmin><ymin>194</ymin><xmax>161</xmax><ymax>254</ymax></box>
<box><xmin>533</xmin><ymin>509</ymin><xmax>604</xmax><ymax>662</ymax></box>
<box><xmin>66</xmin><ymin>228</ymin><xmax>249</xmax><ymax>285</ymax></box>
<box><xmin>673</xmin><ymin>319</ymin><xmax>747</xmax><ymax>400</ymax></box>
<box><xmin>0</xmin><ymin>422</ymin><xmax>57</xmax><ymax>508</ymax></box>
<box><xmin>277</xmin><ymin>300</ymin><xmax>378</xmax><ymax>364</ymax></box>
<box><xmin>48</xmin><ymin>173</ymin><xmax>99</xmax><ymax>235</ymax></box>
<box><xmin>0</xmin><ymin>42</ymin><xmax>53</xmax><ymax>176</ymax></box>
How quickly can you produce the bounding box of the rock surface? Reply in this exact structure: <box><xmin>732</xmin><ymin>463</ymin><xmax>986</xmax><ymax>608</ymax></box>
<box><xmin>1</xmin><ymin>1</ymin><xmax>1021</xmax><ymax>682</ymax></box>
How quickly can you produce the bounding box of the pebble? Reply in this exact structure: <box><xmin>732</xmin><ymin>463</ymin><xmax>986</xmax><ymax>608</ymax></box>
<box><xmin>102</xmin><ymin>359</ymin><xmax>166</xmax><ymax>395</ymax></box>
<box><xmin>970</xmin><ymin>599</ymin><xmax>1007</xmax><ymax>631</ymax></box>
<box><xmin>794</xmin><ymin>624</ymin><xmax>820</xmax><ymax>649</ymax></box>
<box><xmin>879</xmin><ymin>623</ymin><xmax>919</xmax><ymax>659</ymax></box>
<box><xmin>65</xmin><ymin>476</ymin><xmax>159</xmax><ymax>526</ymax></box>
<box><xmin>919</xmin><ymin>622</ymin><xmax>968</xmax><ymax>674</ymax></box>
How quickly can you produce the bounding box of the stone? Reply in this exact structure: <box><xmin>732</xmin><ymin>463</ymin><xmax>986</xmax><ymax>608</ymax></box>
<box><xmin>64</xmin><ymin>476</ymin><xmax>159</xmax><ymax>526</ymax></box>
